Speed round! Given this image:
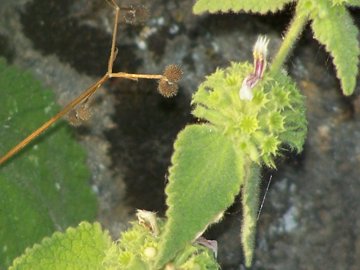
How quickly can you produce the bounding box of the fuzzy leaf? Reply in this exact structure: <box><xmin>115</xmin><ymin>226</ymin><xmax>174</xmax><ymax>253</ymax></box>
<box><xmin>193</xmin><ymin>0</ymin><xmax>295</xmax><ymax>14</ymax></box>
<box><xmin>9</xmin><ymin>222</ymin><xmax>111</xmax><ymax>269</ymax></box>
<box><xmin>347</xmin><ymin>0</ymin><xmax>360</xmax><ymax>6</ymax></box>
<box><xmin>241</xmin><ymin>164</ymin><xmax>261</xmax><ymax>267</ymax></box>
<box><xmin>156</xmin><ymin>124</ymin><xmax>244</xmax><ymax>267</ymax></box>
<box><xmin>0</xmin><ymin>58</ymin><xmax>97</xmax><ymax>268</ymax></box>
<box><xmin>310</xmin><ymin>2</ymin><xmax>359</xmax><ymax>95</ymax></box>
<box><xmin>334</xmin><ymin>0</ymin><xmax>360</xmax><ymax>6</ymax></box>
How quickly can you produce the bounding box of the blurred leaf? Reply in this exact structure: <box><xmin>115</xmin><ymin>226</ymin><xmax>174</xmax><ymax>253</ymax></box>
<box><xmin>0</xmin><ymin>58</ymin><xmax>97</xmax><ymax>267</ymax></box>
<box><xmin>334</xmin><ymin>0</ymin><xmax>360</xmax><ymax>6</ymax></box>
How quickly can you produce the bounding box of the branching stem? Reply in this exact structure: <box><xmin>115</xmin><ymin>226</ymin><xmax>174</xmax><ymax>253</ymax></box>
<box><xmin>0</xmin><ymin>75</ymin><xmax>109</xmax><ymax>165</ymax></box>
<box><xmin>0</xmin><ymin>1</ymin><xmax>172</xmax><ymax>166</ymax></box>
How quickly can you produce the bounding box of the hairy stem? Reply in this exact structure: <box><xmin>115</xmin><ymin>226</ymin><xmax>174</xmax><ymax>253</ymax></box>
<box><xmin>241</xmin><ymin>162</ymin><xmax>261</xmax><ymax>267</ymax></box>
<box><xmin>270</xmin><ymin>2</ymin><xmax>309</xmax><ymax>75</ymax></box>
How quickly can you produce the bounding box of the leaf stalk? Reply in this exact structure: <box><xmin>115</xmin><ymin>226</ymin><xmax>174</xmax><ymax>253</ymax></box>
<box><xmin>270</xmin><ymin>2</ymin><xmax>309</xmax><ymax>75</ymax></box>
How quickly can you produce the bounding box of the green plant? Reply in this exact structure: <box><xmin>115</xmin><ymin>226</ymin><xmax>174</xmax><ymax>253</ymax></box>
<box><xmin>156</xmin><ymin>50</ymin><xmax>307</xmax><ymax>267</ymax></box>
<box><xmin>0</xmin><ymin>0</ymin><xmax>182</xmax><ymax>269</ymax></box>
<box><xmin>9</xmin><ymin>222</ymin><xmax>111</xmax><ymax>270</ymax></box>
<box><xmin>6</xmin><ymin>0</ymin><xmax>356</xmax><ymax>268</ymax></box>
<box><xmin>154</xmin><ymin>0</ymin><xmax>360</xmax><ymax>266</ymax></box>
<box><xmin>9</xmin><ymin>41</ymin><xmax>306</xmax><ymax>269</ymax></box>
<box><xmin>194</xmin><ymin>0</ymin><xmax>360</xmax><ymax>96</ymax></box>
<box><xmin>0</xmin><ymin>0</ymin><xmax>182</xmax><ymax>263</ymax></box>
<box><xmin>158</xmin><ymin>0</ymin><xmax>360</xmax><ymax>266</ymax></box>
<box><xmin>9</xmin><ymin>211</ymin><xmax>219</xmax><ymax>270</ymax></box>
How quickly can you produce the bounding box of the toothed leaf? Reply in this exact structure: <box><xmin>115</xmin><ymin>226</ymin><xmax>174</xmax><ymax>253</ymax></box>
<box><xmin>310</xmin><ymin>2</ymin><xmax>359</xmax><ymax>95</ymax></box>
<box><xmin>193</xmin><ymin>0</ymin><xmax>295</xmax><ymax>14</ymax></box>
<box><xmin>9</xmin><ymin>222</ymin><xmax>111</xmax><ymax>269</ymax></box>
<box><xmin>156</xmin><ymin>124</ymin><xmax>244</xmax><ymax>267</ymax></box>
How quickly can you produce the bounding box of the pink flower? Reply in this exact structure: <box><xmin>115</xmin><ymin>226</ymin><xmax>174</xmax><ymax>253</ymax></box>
<box><xmin>239</xmin><ymin>36</ymin><xmax>269</xmax><ymax>101</ymax></box>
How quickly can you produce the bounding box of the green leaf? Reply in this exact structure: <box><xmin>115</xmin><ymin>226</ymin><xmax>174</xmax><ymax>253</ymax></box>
<box><xmin>346</xmin><ymin>0</ymin><xmax>360</xmax><ymax>6</ymax></box>
<box><xmin>9</xmin><ymin>222</ymin><xmax>111</xmax><ymax>270</ymax></box>
<box><xmin>241</xmin><ymin>164</ymin><xmax>261</xmax><ymax>267</ymax></box>
<box><xmin>103</xmin><ymin>213</ymin><xmax>220</xmax><ymax>269</ymax></box>
<box><xmin>156</xmin><ymin>124</ymin><xmax>244</xmax><ymax>267</ymax></box>
<box><xmin>333</xmin><ymin>0</ymin><xmax>360</xmax><ymax>6</ymax></box>
<box><xmin>0</xmin><ymin>58</ymin><xmax>97</xmax><ymax>267</ymax></box>
<box><xmin>310</xmin><ymin>2</ymin><xmax>359</xmax><ymax>95</ymax></box>
<box><xmin>193</xmin><ymin>0</ymin><xmax>295</xmax><ymax>14</ymax></box>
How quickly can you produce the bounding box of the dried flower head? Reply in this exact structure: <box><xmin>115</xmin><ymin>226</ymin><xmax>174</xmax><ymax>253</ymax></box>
<box><xmin>158</xmin><ymin>79</ymin><xmax>179</xmax><ymax>98</ymax></box>
<box><xmin>195</xmin><ymin>237</ymin><xmax>218</xmax><ymax>258</ymax></box>
<box><xmin>122</xmin><ymin>5</ymin><xmax>149</xmax><ymax>25</ymax></box>
<box><xmin>136</xmin><ymin>210</ymin><xmax>159</xmax><ymax>236</ymax></box>
<box><xmin>163</xmin><ymin>64</ymin><xmax>183</xmax><ymax>83</ymax></box>
<box><xmin>239</xmin><ymin>36</ymin><xmax>269</xmax><ymax>101</ymax></box>
<box><xmin>67</xmin><ymin>103</ymin><xmax>92</xmax><ymax>126</ymax></box>
<box><xmin>158</xmin><ymin>65</ymin><xmax>183</xmax><ymax>97</ymax></box>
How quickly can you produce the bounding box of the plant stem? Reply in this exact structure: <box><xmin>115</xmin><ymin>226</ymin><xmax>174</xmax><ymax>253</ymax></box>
<box><xmin>241</xmin><ymin>162</ymin><xmax>261</xmax><ymax>267</ymax></box>
<box><xmin>0</xmin><ymin>74</ymin><xmax>109</xmax><ymax>166</ymax></box>
<box><xmin>270</xmin><ymin>2</ymin><xmax>309</xmax><ymax>75</ymax></box>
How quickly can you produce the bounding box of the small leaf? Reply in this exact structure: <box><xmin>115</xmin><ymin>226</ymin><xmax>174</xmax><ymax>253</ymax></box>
<box><xmin>310</xmin><ymin>2</ymin><xmax>359</xmax><ymax>95</ymax></box>
<box><xmin>156</xmin><ymin>124</ymin><xmax>244</xmax><ymax>267</ymax></box>
<box><xmin>9</xmin><ymin>222</ymin><xmax>111</xmax><ymax>270</ymax></box>
<box><xmin>0</xmin><ymin>58</ymin><xmax>97</xmax><ymax>267</ymax></box>
<box><xmin>193</xmin><ymin>0</ymin><xmax>295</xmax><ymax>14</ymax></box>
<box><xmin>241</xmin><ymin>164</ymin><xmax>261</xmax><ymax>267</ymax></box>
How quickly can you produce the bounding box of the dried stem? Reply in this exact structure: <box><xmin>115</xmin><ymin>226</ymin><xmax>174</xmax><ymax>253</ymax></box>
<box><xmin>107</xmin><ymin>0</ymin><xmax>120</xmax><ymax>73</ymax></box>
<box><xmin>0</xmin><ymin>0</ymin><xmax>177</xmax><ymax>166</ymax></box>
<box><xmin>110</xmin><ymin>72</ymin><xmax>164</xmax><ymax>80</ymax></box>
<box><xmin>0</xmin><ymin>75</ymin><xmax>109</xmax><ymax>165</ymax></box>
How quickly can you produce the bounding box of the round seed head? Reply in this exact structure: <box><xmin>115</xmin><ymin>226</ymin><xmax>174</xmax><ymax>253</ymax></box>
<box><xmin>122</xmin><ymin>5</ymin><xmax>149</xmax><ymax>25</ymax></box>
<box><xmin>134</xmin><ymin>5</ymin><xmax>150</xmax><ymax>23</ymax></box>
<box><xmin>67</xmin><ymin>110</ymin><xmax>82</xmax><ymax>127</ymax></box>
<box><xmin>76</xmin><ymin>104</ymin><xmax>92</xmax><ymax>121</ymax></box>
<box><xmin>66</xmin><ymin>104</ymin><xmax>92</xmax><ymax>126</ymax></box>
<box><xmin>158</xmin><ymin>79</ymin><xmax>179</xmax><ymax>98</ymax></box>
<box><xmin>163</xmin><ymin>64</ymin><xmax>183</xmax><ymax>83</ymax></box>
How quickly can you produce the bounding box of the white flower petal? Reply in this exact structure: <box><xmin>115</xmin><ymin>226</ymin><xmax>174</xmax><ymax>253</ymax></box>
<box><xmin>239</xmin><ymin>81</ymin><xmax>254</xmax><ymax>101</ymax></box>
<box><xmin>253</xmin><ymin>36</ymin><xmax>269</xmax><ymax>59</ymax></box>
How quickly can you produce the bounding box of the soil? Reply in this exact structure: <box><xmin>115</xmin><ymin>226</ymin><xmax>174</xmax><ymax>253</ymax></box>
<box><xmin>0</xmin><ymin>0</ymin><xmax>359</xmax><ymax>269</ymax></box>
